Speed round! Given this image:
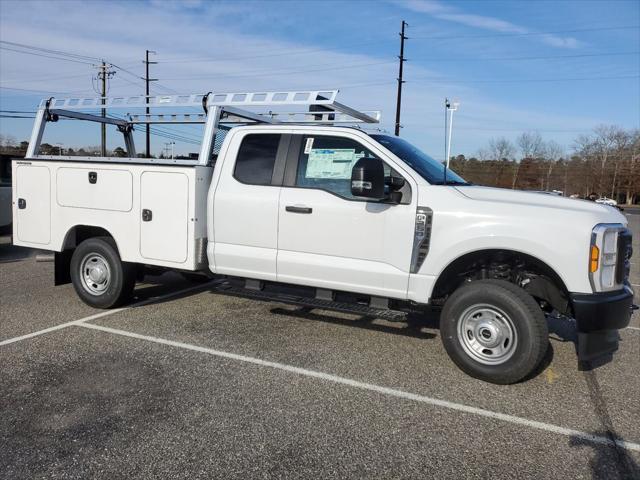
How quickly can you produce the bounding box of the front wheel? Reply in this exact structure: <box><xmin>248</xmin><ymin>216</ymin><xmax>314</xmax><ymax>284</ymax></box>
<box><xmin>70</xmin><ymin>237</ymin><xmax>135</xmax><ymax>309</ymax></box>
<box><xmin>440</xmin><ymin>279</ymin><xmax>548</xmax><ymax>384</ymax></box>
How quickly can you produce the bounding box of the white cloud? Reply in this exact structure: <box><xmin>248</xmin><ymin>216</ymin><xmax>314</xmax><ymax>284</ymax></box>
<box><xmin>398</xmin><ymin>0</ymin><xmax>581</xmax><ymax>48</ymax></box>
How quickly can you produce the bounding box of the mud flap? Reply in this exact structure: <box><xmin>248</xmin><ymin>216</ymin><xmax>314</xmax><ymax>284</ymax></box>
<box><xmin>54</xmin><ymin>250</ymin><xmax>72</xmax><ymax>285</ymax></box>
<box><xmin>577</xmin><ymin>330</ymin><xmax>620</xmax><ymax>368</ymax></box>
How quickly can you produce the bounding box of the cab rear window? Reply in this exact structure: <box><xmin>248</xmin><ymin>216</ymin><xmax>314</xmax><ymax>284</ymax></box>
<box><xmin>234</xmin><ymin>134</ymin><xmax>281</xmax><ymax>185</ymax></box>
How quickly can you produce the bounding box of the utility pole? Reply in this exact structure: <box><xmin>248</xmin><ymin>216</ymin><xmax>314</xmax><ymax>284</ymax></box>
<box><xmin>394</xmin><ymin>20</ymin><xmax>408</xmax><ymax>136</ymax></box>
<box><xmin>144</xmin><ymin>50</ymin><xmax>158</xmax><ymax>157</ymax></box>
<box><xmin>97</xmin><ymin>61</ymin><xmax>115</xmax><ymax>157</ymax></box>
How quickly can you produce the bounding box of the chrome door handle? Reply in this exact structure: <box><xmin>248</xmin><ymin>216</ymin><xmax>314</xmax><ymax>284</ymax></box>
<box><xmin>285</xmin><ymin>205</ymin><xmax>313</xmax><ymax>214</ymax></box>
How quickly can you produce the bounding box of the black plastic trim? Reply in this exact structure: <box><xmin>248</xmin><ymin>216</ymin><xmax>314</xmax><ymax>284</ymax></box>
<box><xmin>570</xmin><ymin>286</ymin><xmax>634</xmax><ymax>364</ymax></box>
<box><xmin>570</xmin><ymin>286</ymin><xmax>633</xmax><ymax>333</ymax></box>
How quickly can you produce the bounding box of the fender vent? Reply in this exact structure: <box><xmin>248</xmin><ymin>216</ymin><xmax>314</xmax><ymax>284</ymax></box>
<box><xmin>410</xmin><ymin>207</ymin><xmax>433</xmax><ymax>274</ymax></box>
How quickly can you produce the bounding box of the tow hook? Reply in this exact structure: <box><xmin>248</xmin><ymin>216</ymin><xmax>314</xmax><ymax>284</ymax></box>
<box><xmin>631</xmin><ymin>304</ymin><xmax>639</xmax><ymax>312</ymax></box>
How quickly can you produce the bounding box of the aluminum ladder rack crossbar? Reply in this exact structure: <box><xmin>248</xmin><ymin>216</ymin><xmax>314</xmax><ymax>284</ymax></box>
<box><xmin>39</xmin><ymin>90</ymin><xmax>341</xmax><ymax>111</ymax></box>
<box><xmin>126</xmin><ymin>110</ymin><xmax>381</xmax><ymax>125</ymax></box>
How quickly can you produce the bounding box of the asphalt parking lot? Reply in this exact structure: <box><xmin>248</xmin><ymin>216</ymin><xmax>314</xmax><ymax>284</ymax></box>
<box><xmin>1</xmin><ymin>215</ymin><xmax>639</xmax><ymax>479</ymax></box>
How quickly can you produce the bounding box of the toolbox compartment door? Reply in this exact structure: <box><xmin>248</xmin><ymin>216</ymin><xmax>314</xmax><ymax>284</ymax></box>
<box><xmin>140</xmin><ymin>171</ymin><xmax>189</xmax><ymax>263</ymax></box>
<box><xmin>15</xmin><ymin>164</ymin><xmax>51</xmax><ymax>244</ymax></box>
<box><xmin>56</xmin><ymin>167</ymin><xmax>132</xmax><ymax>212</ymax></box>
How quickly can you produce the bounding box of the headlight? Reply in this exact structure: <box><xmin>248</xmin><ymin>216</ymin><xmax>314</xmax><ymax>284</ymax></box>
<box><xmin>589</xmin><ymin>224</ymin><xmax>631</xmax><ymax>292</ymax></box>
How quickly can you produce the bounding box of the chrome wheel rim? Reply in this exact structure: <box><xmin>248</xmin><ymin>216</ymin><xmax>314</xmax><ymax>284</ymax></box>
<box><xmin>457</xmin><ymin>304</ymin><xmax>517</xmax><ymax>365</ymax></box>
<box><xmin>80</xmin><ymin>253</ymin><xmax>111</xmax><ymax>296</ymax></box>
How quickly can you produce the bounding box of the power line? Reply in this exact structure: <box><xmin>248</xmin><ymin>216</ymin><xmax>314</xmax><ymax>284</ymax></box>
<box><xmin>407</xmin><ymin>74</ymin><xmax>640</xmax><ymax>84</ymax></box>
<box><xmin>160</xmin><ymin>60</ymin><xmax>396</xmax><ymax>81</ymax></box>
<box><xmin>0</xmin><ymin>46</ymin><xmax>96</xmax><ymax>65</ymax></box>
<box><xmin>412</xmin><ymin>51</ymin><xmax>640</xmax><ymax>62</ymax></box>
<box><xmin>0</xmin><ymin>85</ymin><xmax>96</xmax><ymax>95</ymax></box>
<box><xmin>0</xmin><ymin>109</ymin><xmax>36</xmax><ymax>114</ymax></box>
<box><xmin>409</xmin><ymin>25</ymin><xmax>640</xmax><ymax>40</ymax></box>
<box><xmin>0</xmin><ymin>40</ymin><xmax>101</xmax><ymax>62</ymax></box>
<box><xmin>138</xmin><ymin>25</ymin><xmax>640</xmax><ymax>65</ymax></box>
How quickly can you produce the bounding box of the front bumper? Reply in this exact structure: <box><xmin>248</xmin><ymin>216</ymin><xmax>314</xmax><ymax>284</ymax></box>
<box><xmin>570</xmin><ymin>286</ymin><xmax>634</xmax><ymax>364</ymax></box>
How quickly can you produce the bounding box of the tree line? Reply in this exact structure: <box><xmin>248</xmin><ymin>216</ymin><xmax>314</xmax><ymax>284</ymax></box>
<box><xmin>2</xmin><ymin>125</ymin><xmax>639</xmax><ymax>203</ymax></box>
<box><xmin>450</xmin><ymin>126</ymin><xmax>640</xmax><ymax>204</ymax></box>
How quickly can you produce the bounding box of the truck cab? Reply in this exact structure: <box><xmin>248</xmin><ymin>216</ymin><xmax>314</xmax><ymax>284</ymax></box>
<box><xmin>11</xmin><ymin>90</ymin><xmax>634</xmax><ymax>384</ymax></box>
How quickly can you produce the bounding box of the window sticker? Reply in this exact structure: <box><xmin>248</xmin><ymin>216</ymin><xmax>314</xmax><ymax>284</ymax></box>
<box><xmin>304</xmin><ymin>137</ymin><xmax>314</xmax><ymax>154</ymax></box>
<box><xmin>305</xmin><ymin>148</ymin><xmax>364</xmax><ymax>179</ymax></box>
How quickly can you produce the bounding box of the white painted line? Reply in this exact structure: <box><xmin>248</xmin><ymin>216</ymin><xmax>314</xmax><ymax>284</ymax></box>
<box><xmin>631</xmin><ymin>283</ymin><xmax>640</xmax><ymax>287</ymax></box>
<box><xmin>626</xmin><ymin>326</ymin><xmax>640</xmax><ymax>332</ymax></box>
<box><xmin>0</xmin><ymin>281</ymin><xmax>218</xmax><ymax>347</ymax></box>
<box><xmin>78</xmin><ymin>322</ymin><xmax>640</xmax><ymax>453</ymax></box>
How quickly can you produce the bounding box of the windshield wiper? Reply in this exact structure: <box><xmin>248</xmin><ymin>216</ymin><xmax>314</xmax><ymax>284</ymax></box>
<box><xmin>433</xmin><ymin>180</ymin><xmax>471</xmax><ymax>186</ymax></box>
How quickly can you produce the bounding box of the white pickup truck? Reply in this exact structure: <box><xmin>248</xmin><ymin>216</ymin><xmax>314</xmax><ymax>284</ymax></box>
<box><xmin>11</xmin><ymin>91</ymin><xmax>634</xmax><ymax>384</ymax></box>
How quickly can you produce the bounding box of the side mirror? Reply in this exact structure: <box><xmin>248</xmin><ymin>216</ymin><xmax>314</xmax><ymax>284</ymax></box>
<box><xmin>351</xmin><ymin>157</ymin><xmax>385</xmax><ymax>199</ymax></box>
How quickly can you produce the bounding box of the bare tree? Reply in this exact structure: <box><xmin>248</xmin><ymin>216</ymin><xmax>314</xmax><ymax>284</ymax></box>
<box><xmin>488</xmin><ymin>137</ymin><xmax>516</xmax><ymax>161</ymax></box>
<box><xmin>0</xmin><ymin>134</ymin><xmax>17</xmax><ymax>147</ymax></box>
<box><xmin>543</xmin><ymin>140</ymin><xmax>564</xmax><ymax>191</ymax></box>
<box><xmin>517</xmin><ymin>131</ymin><xmax>545</xmax><ymax>159</ymax></box>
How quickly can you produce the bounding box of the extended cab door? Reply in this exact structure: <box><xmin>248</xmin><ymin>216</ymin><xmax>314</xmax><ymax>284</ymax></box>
<box><xmin>211</xmin><ymin>131</ymin><xmax>290</xmax><ymax>281</ymax></box>
<box><xmin>277</xmin><ymin>133</ymin><xmax>416</xmax><ymax>299</ymax></box>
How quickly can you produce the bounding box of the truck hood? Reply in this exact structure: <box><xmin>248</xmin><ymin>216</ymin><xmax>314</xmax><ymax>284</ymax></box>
<box><xmin>453</xmin><ymin>185</ymin><xmax>626</xmax><ymax>220</ymax></box>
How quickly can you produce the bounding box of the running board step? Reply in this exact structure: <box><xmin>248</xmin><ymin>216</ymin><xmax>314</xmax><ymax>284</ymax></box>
<box><xmin>211</xmin><ymin>282</ymin><xmax>407</xmax><ymax>322</ymax></box>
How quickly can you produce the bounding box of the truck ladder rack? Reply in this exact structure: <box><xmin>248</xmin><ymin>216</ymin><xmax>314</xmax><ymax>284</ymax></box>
<box><xmin>27</xmin><ymin>89</ymin><xmax>381</xmax><ymax>165</ymax></box>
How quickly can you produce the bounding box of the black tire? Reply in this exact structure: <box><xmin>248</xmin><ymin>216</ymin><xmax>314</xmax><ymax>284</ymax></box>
<box><xmin>70</xmin><ymin>237</ymin><xmax>136</xmax><ymax>309</ymax></box>
<box><xmin>440</xmin><ymin>279</ymin><xmax>548</xmax><ymax>384</ymax></box>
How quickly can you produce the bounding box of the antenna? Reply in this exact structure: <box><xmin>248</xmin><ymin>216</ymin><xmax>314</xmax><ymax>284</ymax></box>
<box><xmin>444</xmin><ymin>98</ymin><xmax>460</xmax><ymax>184</ymax></box>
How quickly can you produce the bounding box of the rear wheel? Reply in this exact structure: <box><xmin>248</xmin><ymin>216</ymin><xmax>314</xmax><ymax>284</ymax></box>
<box><xmin>440</xmin><ymin>279</ymin><xmax>548</xmax><ymax>384</ymax></box>
<box><xmin>70</xmin><ymin>237</ymin><xmax>135</xmax><ymax>309</ymax></box>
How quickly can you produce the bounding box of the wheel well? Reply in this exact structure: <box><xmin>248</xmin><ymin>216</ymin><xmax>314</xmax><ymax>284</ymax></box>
<box><xmin>57</xmin><ymin>226</ymin><xmax>127</xmax><ymax>287</ymax></box>
<box><xmin>432</xmin><ymin>249</ymin><xmax>570</xmax><ymax>315</ymax></box>
<box><xmin>62</xmin><ymin>225</ymin><xmax>116</xmax><ymax>250</ymax></box>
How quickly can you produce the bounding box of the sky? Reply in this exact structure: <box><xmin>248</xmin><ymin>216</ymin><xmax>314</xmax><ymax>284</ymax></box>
<box><xmin>0</xmin><ymin>0</ymin><xmax>638</xmax><ymax>158</ymax></box>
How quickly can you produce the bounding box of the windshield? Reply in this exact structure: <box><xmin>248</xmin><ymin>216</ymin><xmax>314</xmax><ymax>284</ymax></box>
<box><xmin>370</xmin><ymin>134</ymin><xmax>468</xmax><ymax>185</ymax></box>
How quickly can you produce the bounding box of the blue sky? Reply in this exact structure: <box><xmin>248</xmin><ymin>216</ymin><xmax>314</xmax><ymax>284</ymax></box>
<box><xmin>0</xmin><ymin>0</ymin><xmax>638</xmax><ymax>158</ymax></box>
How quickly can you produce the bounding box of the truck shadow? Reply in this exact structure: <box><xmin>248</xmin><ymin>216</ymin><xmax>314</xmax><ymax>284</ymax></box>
<box><xmin>269</xmin><ymin>306</ymin><xmax>437</xmax><ymax>340</ymax></box>
<box><xmin>569</xmin><ymin>431</ymin><xmax>640</xmax><ymax>480</ymax></box>
<box><xmin>0</xmin><ymin>234</ymin><xmax>37</xmax><ymax>263</ymax></box>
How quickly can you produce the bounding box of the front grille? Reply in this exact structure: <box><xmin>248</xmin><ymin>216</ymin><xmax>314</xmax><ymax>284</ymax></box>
<box><xmin>616</xmin><ymin>229</ymin><xmax>632</xmax><ymax>285</ymax></box>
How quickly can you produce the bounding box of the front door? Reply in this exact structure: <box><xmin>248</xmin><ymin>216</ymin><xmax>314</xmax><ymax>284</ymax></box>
<box><xmin>277</xmin><ymin>134</ymin><xmax>416</xmax><ymax>299</ymax></box>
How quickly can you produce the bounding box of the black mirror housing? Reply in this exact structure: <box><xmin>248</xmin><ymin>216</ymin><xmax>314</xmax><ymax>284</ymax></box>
<box><xmin>386</xmin><ymin>175</ymin><xmax>405</xmax><ymax>190</ymax></box>
<box><xmin>351</xmin><ymin>157</ymin><xmax>385</xmax><ymax>199</ymax></box>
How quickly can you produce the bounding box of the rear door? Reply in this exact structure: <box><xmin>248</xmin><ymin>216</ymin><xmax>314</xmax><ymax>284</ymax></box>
<box><xmin>277</xmin><ymin>133</ymin><xmax>416</xmax><ymax>299</ymax></box>
<box><xmin>14</xmin><ymin>164</ymin><xmax>51</xmax><ymax>244</ymax></box>
<box><xmin>211</xmin><ymin>131</ymin><xmax>289</xmax><ymax>281</ymax></box>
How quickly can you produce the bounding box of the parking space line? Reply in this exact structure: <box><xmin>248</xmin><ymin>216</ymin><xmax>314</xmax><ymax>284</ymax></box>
<box><xmin>77</xmin><ymin>322</ymin><xmax>640</xmax><ymax>453</ymax></box>
<box><xmin>0</xmin><ymin>281</ymin><xmax>219</xmax><ymax>347</ymax></box>
<box><xmin>626</xmin><ymin>326</ymin><xmax>640</xmax><ymax>331</ymax></box>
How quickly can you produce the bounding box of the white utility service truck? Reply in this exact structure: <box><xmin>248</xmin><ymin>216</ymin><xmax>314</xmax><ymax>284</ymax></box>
<box><xmin>11</xmin><ymin>91</ymin><xmax>634</xmax><ymax>384</ymax></box>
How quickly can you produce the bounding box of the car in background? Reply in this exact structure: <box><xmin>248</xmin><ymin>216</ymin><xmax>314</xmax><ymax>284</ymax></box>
<box><xmin>595</xmin><ymin>197</ymin><xmax>618</xmax><ymax>206</ymax></box>
<box><xmin>0</xmin><ymin>157</ymin><xmax>12</xmax><ymax>233</ymax></box>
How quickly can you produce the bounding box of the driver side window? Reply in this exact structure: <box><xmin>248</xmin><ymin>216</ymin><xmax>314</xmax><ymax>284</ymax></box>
<box><xmin>295</xmin><ymin>135</ymin><xmax>403</xmax><ymax>201</ymax></box>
